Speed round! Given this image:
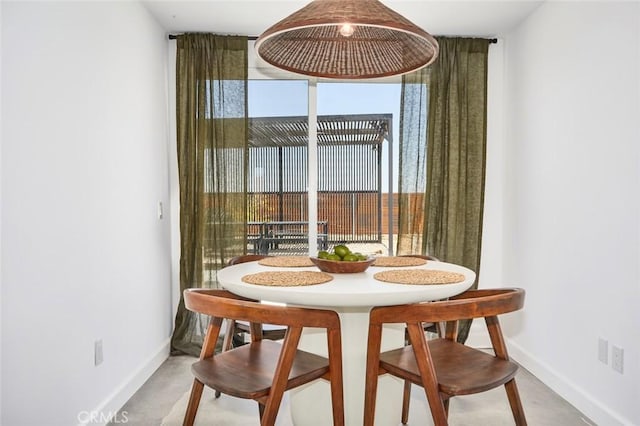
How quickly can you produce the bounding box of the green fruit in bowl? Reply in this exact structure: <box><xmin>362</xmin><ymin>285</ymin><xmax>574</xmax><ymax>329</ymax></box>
<box><xmin>333</xmin><ymin>245</ymin><xmax>351</xmax><ymax>259</ymax></box>
<box><xmin>316</xmin><ymin>245</ymin><xmax>369</xmax><ymax>262</ymax></box>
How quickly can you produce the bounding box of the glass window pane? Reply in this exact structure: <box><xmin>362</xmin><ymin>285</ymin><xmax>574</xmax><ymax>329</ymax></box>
<box><xmin>248</xmin><ymin>80</ymin><xmax>310</xmax><ymax>255</ymax></box>
<box><xmin>317</xmin><ymin>83</ymin><xmax>400</xmax><ymax>255</ymax></box>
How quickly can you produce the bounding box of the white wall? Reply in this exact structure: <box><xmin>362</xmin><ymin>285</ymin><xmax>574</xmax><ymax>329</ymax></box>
<box><xmin>479</xmin><ymin>39</ymin><xmax>507</xmax><ymax>288</ymax></box>
<box><xmin>1</xmin><ymin>2</ymin><xmax>173</xmax><ymax>425</ymax></box>
<box><xmin>503</xmin><ymin>2</ymin><xmax>639</xmax><ymax>425</ymax></box>
<box><xmin>0</xmin><ymin>1</ymin><xmax>4</xmax><ymax>422</ymax></box>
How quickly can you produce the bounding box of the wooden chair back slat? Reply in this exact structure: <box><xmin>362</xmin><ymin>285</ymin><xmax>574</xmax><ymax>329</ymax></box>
<box><xmin>370</xmin><ymin>288</ymin><xmax>525</xmax><ymax>324</ymax></box>
<box><xmin>228</xmin><ymin>254</ymin><xmax>269</xmax><ymax>265</ymax></box>
<box><xmin>184</xmin><ymin>289</ymin><xmax>340</xmax><ymax>330</ymax></box>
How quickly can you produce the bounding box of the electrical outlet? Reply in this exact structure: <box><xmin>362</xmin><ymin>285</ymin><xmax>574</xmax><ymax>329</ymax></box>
<box><xmin>95</xmin><ymin>339</ymin><xmax>104</xmax><ymax>366</ymax></box>
<box><xmin>598</xmin><ymin>338</ymin><xmax>608</xmax><ymax>364</ymax></box>
<box><xmin>612</xmin><ymin>345</ymin><xmax>624</xmax><ymax>374</ymax></box>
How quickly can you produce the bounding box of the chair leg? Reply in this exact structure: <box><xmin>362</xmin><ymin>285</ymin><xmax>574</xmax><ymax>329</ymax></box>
<box><xmin>401</xmin><ymin>379</ymin><xmax>411</xmax><ymax>424</ymax></box>
<box><xmin>221</xmin><ymin>319</ymin><xmax>236</xmax><ymax>352</ymax></box>
<box><xmin>258</xmin><ymin>402</ymin><xmax>265</xmax><ymax>421</ymax></box>
<box><xmin>183</xmin><ymin>379</ymin><xmax>204</xmax><ymax>426</ymax></box>
<box><xmin>363</xmin><ymin>324</ymin><xmax>383</xmax><ymax>426</ymax></box>
<box><xmin>327</xmin><ymin>328</ymin><xmax>345</xmax><ymax>426</ymax></box>
<box><xmin>406</xmin><ymin>323</ymin><xmax>448</xmax><ymax>426</ymax></box>
<box><xmin>505</xmin><ymin>378</ymin><xmax>527</xmax><ymax>425</ymax></box>
<box><xmin>215</xmin><ymin>320</ymin><xmax>238</xmax><ymax>399</ymax></box>
<box><xmin>261</xmin><ymin>327</ymin><xmax>303</xmax><ymax>426</ymax></box>
<box><xmin>443</xmin><ymin>396</ymin><xmax>450</xmax><ymax>415</ymax></box>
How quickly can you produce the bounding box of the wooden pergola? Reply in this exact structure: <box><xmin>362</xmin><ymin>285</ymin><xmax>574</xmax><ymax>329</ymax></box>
<box><xmin>249</xmin><ymin>113</ymin><xmax>392</xmax><ymax>147</ymax></box>
<box><xmin>246</xmin><ymin>113</ymin><xmax>394</xmax><ymax>253</ymax></box>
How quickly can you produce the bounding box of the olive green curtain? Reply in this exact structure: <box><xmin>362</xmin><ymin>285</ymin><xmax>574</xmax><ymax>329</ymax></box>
<box><xmin>397</xmin><ymin>38</ymin><xmax>490</xmax><ymax>343</ymax></box>
<box><xmin>171</xmin><ymin>34</ymin><xmax>248</xmax><ymax>356</ymax></box>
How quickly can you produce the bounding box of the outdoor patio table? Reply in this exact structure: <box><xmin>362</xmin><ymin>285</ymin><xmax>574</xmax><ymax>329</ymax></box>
<box><xmin>252</xmin><ymin>221</ymin><xmax>329</xmax><ymax>255</ymax></box>
<box><xmin>216</xmin><ymin>258</ymin><xmax>476</xmax><ymax>425</ymax></box>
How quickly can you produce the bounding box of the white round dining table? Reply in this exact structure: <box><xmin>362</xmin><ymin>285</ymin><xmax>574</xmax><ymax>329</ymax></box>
<box><xmin>216</xmin><ymin>259</ymin><xmax>476</xmax><ymax>426</ymax></box>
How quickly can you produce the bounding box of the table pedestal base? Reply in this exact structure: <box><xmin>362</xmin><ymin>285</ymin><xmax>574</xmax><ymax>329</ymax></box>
<box><xmin>290</xmin><ymin>307</ymin><xmax>405</xmax><ymax>425</ymax></box>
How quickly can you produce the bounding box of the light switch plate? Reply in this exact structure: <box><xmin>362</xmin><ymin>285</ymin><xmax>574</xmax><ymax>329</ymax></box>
<box><xmin>598</xmin><ymin>338</ymin><xmax>608</xmax><ymax>364</ymax></box>
<box><xmin>95</xmin><ymin>339</ymin><xmax>104</xmax><ymax>366</ymax></box>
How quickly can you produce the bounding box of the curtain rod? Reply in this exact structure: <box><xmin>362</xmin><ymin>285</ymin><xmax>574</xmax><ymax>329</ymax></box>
<box><xmin>167</xmin><ymin>34</ymin><xmax>498</xmax><ymax>43</ymax></box>
<box><xmin>168</xmin><ymin>34</ymin><xmax>258</xmax><ymax>40</ymax></box>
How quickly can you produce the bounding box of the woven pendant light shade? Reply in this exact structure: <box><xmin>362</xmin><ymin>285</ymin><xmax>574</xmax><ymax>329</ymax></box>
<box><xmin>255</xmin><ymin>0</ymin><xmax>439</xmax><ymax>79</ymax></box>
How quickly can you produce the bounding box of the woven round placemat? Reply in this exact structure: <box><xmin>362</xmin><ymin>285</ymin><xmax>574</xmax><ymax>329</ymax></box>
<box><xmin>258</xmin><ymin>256</ymin><xmax>314</xmax><ymax>267</ymax></box>
<box><xmin>242</xmin><ymin>271</ymin><xmax>333</xmax><ymax>287</ymax></box>
<box><xmin>372</xmin><ymin>256</ymin><xmax>428</xmax><ymax>267</ymax></box>
<box><xmin>374</xmin><ymin>269</ymin><xmax>465</xmax><ymax>285</ymax></box>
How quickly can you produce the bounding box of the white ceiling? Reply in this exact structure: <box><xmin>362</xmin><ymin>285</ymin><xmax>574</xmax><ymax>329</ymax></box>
<box><xmin>142</xmin><ymin>0</ymin><xmax>544</xmax><ymax>38</ymax></box>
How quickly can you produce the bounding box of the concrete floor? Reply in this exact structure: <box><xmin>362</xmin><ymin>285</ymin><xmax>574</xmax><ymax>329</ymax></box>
<box><xmin>111</xmin><ymin>354</ymin><xmax>595</xmax><ymax>426</ymax></box>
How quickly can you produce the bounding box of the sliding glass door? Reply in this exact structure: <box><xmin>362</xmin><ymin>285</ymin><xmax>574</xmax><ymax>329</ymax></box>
<box><xmin>248</xmin><ymin>80</ymin><xmax>400</xmax><ymax>256</ymax></box>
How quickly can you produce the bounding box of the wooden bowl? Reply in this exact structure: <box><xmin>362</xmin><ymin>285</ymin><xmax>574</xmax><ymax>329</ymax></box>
<box><xmin>310</xmin><ymin>256</ymin><xmax>375</xmax><ymax>273</ymax></box>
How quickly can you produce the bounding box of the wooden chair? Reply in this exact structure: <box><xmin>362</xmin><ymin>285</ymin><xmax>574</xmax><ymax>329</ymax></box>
<box><xmin>399</xmin><ymin>254</ymin><xmax>439</xmax><ymax>262</ymax></box>
<box><xmin>183</xmin><ymin>288</ymin><xmax>344</xmax><ymax>426</ymax></box>
<box><xmin>363</xmin><ymin>288</ymin><xmax>527</xmax><ymax>426</ymax></box>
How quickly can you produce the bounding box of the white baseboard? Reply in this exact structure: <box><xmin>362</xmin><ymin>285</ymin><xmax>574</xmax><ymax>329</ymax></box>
<box><xmin>506</xmin><ymin>338</ymin><xmax>636</xmax><ymax>426</ymax></box>
<box><xmin>78</xmin><ymin>338</ymin><xmax>171</xmax><ymax>426</ymax></box>
<box><xmin>75</xmin><ymin>334</ymin><xmax>636</xmax><ymax>426</ymax></box>
<box><xmin>466</xmin><ymin>325</ymin><xmax>636</xmax><ymax>426</ymax></box>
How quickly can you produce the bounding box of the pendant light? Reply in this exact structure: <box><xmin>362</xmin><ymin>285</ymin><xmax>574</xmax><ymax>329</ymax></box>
<box><xmin>255</xmin><ymin>0</ymin><xmax>439</xmax><ymax>79</ymax></box>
